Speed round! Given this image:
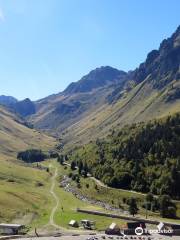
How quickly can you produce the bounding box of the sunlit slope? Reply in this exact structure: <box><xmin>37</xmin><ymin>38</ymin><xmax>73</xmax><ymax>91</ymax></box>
<box><xmin>0</xmin><ymin>106</ymin><xmax>57</xmax><ymax>223</ymax></box>
<box><xmin>30</xmin><ymin>66</ymin><xmax>126</xmax><ymax>134</ymax></box>
<box><xmin>62</xmin><ymin>77</ymin><xmax>180</xmax><ymax>148</ymax></box>
<box><xmin>0</xmin><ymin>105</ymin><xmax>56</xmax><ymax>159</ymax></box>
<box><xmin>0</xmin><ymin>159</ymin><xmax>52</xmax><ymax>224</ymax></box>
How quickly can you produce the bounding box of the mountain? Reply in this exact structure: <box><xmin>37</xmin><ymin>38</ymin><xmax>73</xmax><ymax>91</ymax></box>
<box><xmin>12</xmin><ymin>98</ymin><xmax>36</xmax><ymax>117</ymax></box>
<box><xmin>0</xmin><ymin>96</ymin><xmax>36</xmax><ymax>117</ymax></box>
<box><xmin>64</xmin><ymin>66</ymin><xmax>126</xmax><ymax>94</ymax></box>
<box><xmin>0</xmin><ymin>105</ymin><xmax>55</xmax><ymax>160</ymax></box>
<box><xmin>29</xmin><ymin>26</ymin><xmax>180</xmax><ymax>149</ymax></box>
<box><xmin>0</xmin><ymin>95</ymin><xmax>18</xmax><ymax>106</ymax></box>
<box><xmin>0</xmin><ymin>26</ymin><xmax>179</xmax><ymax>224</ymax></box>
<box><xmin>109</xmin><ymin>25</ymin><xmax>180</xmax><ymax>103</ymax></box>
<box><xmin>30</xmin><ymin>66</ymin><xmax>126</xmax><ymax>134</ymax></box>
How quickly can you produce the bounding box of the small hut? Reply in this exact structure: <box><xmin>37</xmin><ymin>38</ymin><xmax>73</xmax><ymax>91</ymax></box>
<box><xmin>68</xmin><ymin>220</ymin><xmax>79</xmax><ymax>228</ymax></box>
<box><xmin>81</xmin><ymin>219</ymin><xmax>95</xmax><ymax>230</ymax></box>
<box><xmin>105</xmin><ymin>222</ymin><xmax>120</xmax><ymax>235</ymax></box>
<box><xmin>0</xmin><ymin>223</ymin><xmax>25</xmax><ymax>235</ymax></box>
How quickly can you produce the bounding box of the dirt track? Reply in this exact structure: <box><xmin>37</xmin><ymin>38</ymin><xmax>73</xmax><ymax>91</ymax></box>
<box><xmin>49</xmin><ymin>167</ymin><xmax>61</xmax><ymax>229</ymax></box>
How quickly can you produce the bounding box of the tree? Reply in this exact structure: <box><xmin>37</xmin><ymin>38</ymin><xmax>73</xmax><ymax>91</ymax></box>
<box><xmin>159</xmin><ymin>195</ymin><xmax>176</xmax><ymax>218</ymax></box>
<box><xmin>17</xmin><ymin>149</ymin><xmax>46</xmax><ymax>163</ymax></box>
<box><xmin>58</xmin><ymin>155</ymin><xmax>64</xmax><ymax>165</ymax></box>
<box><xmin>78</xmin><ymin>161</ymin><xmax>83</xmax><ymax>175</ymax></box>
<box><xmin>146</xmin><ymin>192</ymin><xmax>154</xmax><ymax>203</ymax></box>
<box><xmin>146</xmin><ymin>192</ymin><xmax>154</xmax><ymax>211</ymax></box>
<box><xmin>75</xmin><ymin>175</ymin><xmax>80</xmax><ymax>183</ymax></box>
<box><xmin>71</xmin><ymin>161</ymin><xmax>76</xmax><ymax>170</ymax></box>
<box><xmin>167</xmin><ymin>206</ymin><xmax>177</xmax><ymax>218</ymax></box>
<box><xmin>68</xmin><ymin>113</ymin><xmax>180</xmax><ymax>200</ymax></box>
<box><xmin>128</xmin><ymin>198</ymin><xmax>138</xmax><ymax>217</ymax></box>
<box><xmin>83</xmin><ymin>162</ymin><xmax>89</xmax><ymax>177</ymax></box>
<box><xmin>171</xmin><ymin>166</ymin><xmax>179</xmax><ymax>198</ymax></box>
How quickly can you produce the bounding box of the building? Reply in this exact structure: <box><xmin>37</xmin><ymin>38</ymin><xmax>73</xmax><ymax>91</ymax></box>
<box><xmin>68</xmin><ymin>220</ymin><xmax>79</xmax><ymax>228</ymax></box>
<box><xmin>105</xmin><ymin>222</ymin><xmax>120</xmax><ymax>235</ymax></box>
<box><xmin>0</xmin><ymin>223</ymin><xmax>25</xmax><ymax>235</ymax></box>
<box><xmin>81</xmin><ymin>220</ymin><xmax>95</xmax><ymax>230</ymax></box>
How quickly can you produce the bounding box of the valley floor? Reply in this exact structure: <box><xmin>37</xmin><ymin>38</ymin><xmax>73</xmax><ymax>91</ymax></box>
<box><xmin>1</xmin><ymin>159</ymin><xmax>180</xmax><ymax>239</ymax></box>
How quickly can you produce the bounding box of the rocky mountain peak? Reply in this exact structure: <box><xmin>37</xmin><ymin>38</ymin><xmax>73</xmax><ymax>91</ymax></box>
<box><xmin>64</xmin><ymin>66</ymin><xmax>127</xmax><ymax>94</ymax></box>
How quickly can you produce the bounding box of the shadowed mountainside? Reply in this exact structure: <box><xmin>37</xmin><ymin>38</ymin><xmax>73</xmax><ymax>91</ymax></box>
<box><xmin>0</xmin><ymin>97</ymin><xmax>36</xmax><ymax>117</ymax></box>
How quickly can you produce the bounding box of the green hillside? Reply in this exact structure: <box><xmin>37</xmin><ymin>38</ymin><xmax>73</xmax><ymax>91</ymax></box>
<box><xmin>68</xmin><ymin>113</ymin><xmax>180</xmax><ymax>200</ymax></box>
<box><xmin>0</xmin><ymin>105</ymin><xmax>56</xmax><ymax>160</ymax></box>
<box><xmin>0</xmin><ymin>105</ymin><xmax>56</xmax><ymax>223</ymax></box>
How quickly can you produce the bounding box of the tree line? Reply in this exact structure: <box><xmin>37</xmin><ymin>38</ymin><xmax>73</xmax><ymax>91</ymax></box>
<box><xmin>17</xmin><ymin>149</ymin><xmax>59</xmax><ymax>163</ymax></box>
<box><xmin>67</xmin><ymin>113</ymin><xmax>180</xmax><ymax>217</ymax></box>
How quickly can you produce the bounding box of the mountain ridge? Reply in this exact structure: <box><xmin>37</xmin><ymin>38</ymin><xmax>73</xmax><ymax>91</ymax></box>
<box><xmin>0</xmin><ymin>96</ymin><xmax>36</xmax><ymax>117</ymax></box>
<box><xmin>1</xmin><ymin>26</ymin><xmax>180</xmax><ymax>148</ymax></box>
<box><xmin>0</xmin><ymin>95</ymin><xmax>18</xmax><ymax>106</ymax></box>
<box><xmin>63</xmin><ymin>66</ymin><xmax>127</xmax><ymax>95</ymax></box>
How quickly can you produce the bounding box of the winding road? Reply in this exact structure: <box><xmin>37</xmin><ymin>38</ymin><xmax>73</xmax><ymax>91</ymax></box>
<box><xmin>90</xmin><ymin>176</ymin><xmax>146</xmax><ymax>196</ymax></box>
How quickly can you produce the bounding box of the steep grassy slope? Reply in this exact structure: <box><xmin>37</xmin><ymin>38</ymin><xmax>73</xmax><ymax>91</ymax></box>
<box><xmin>0</xmin><ymin>160</ymin><xmax>53</xmax><ymax>225</ymax></box>
<box><xmin>61</xmin><ymin>78</ymin><xmax>179</xmax><ymax>148</ymax></box>
<box><xmin>0</xmin><ymin>105</ymin><xmax>56</xmax><ymax>223</ymax></box>
<box><xmin>30</xmin><ymin>85</ymin><xmax>116</xmax><ymax>135</ymax></box>
<box><xmin>0</xmin><ymin>105</ymin><xmax>55</xmax><ymax>159</ymax></box>
<box><xmin>30</xmin><ymin>66</ymin><xmax>126</xmax><ymax>135</ymax></box>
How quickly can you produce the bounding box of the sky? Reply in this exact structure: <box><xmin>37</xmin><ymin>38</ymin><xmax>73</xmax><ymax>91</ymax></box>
<box><xmin>0</xmin><ymin>0</ymin><xmax>179</xmax><ymax>100</ymax></box>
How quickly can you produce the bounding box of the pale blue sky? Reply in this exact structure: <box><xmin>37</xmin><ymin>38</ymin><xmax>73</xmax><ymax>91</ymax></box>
<box><xmin>0</xmin><ymin>0</ymin><xmax>179</xmax><ymax>100</ymax></box>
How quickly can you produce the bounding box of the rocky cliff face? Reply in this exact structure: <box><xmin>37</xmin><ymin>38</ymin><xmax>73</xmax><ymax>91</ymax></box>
<box><xmin>136</xmin><ymin>26</ymin><xmax>180</xmax><ymax>85</ymax></box>
<box><xmin>109</xmin><ymin>26</ymin><xmax>180</xmax><ymax>103</ymax></box>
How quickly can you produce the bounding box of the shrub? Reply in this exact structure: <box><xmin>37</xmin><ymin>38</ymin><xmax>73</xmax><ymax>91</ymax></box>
<box><xmin>69</xmin><ymin>172</ymin><xmax>73</xmax><ymax>178</ymax></box>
